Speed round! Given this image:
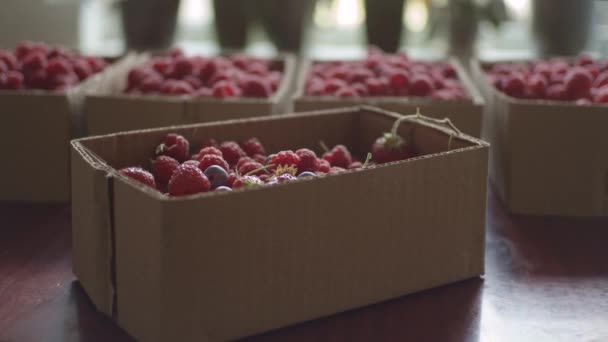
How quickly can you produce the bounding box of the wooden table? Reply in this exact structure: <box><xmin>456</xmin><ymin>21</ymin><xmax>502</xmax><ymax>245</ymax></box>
<box><xmin>1</xmin><ymin>187</ymin><xmax>607</xmax><ymax>342</ymax></box>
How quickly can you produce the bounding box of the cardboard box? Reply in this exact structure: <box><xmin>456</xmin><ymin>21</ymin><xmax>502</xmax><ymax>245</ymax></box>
<box><xmin>293</xmin><ymin>58</ymin><xmax>485</xmax><ymax>137</ymax></box>
<box><xmin>85</xmin><ymin>53</ymin><xmax>297</xmax><ymax>136</ymax></box>
<box><xmin>471</xmin><ymin>60</ymin><xmax>608</xmax><ymax>217</ymax></box>
<box><xmin>71</xmin><ymin>106</ymin><xmax>489</xmax><ymax>342</ymax></box>
<box><xmin>0</xmin><ymin>59</ymin><xmax>117</xmax><ymax>202</ymax></box>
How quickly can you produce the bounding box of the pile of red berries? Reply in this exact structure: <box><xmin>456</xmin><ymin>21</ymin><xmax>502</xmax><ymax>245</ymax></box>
<box><xmin>125</xmin><ymin>48</ymin><xmax>283</xmax><ymax>98</ymax></box>
<box><xmin>119</xmin><ymin>127</ymin><xmax>417</xmax><ymax>196</ymax></box>
<box><xmin>0</xmin><ymin>41</ymin><xmax>107</xmax><ymax>91</ymax></box>
<box><xmin>486</xmin><ymin>55</ymin><xmax>608</xmax><ymax>104</ymax></box>
<box><xmin>304</xmin><ymin>47</ymin><xmax>469</xmax><ymax>100</ymax></box>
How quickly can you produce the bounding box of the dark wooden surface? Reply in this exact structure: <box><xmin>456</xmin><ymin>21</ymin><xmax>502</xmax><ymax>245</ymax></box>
<box><xmin>1</xmin><ymin>187</ymin><xmax>607</xmax><ymax>342</ymax></box>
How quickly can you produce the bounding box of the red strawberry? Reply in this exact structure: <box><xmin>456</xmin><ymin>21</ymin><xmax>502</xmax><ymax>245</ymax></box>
<box><xmin>119</xmin><ymin>167</ymin><xmax>156</xmax><ymax>189</ymax></box>
<box><xmin>240</xmin><ymin>137</ymin><xmax>266</xmax><ymax>157</ymax></box>
<box><xmin>270</xmin><ymin>150</ymin><xmax>300</xmax><ymax>168</ymax></box>
<box><xmin>295</xmin><ymin>148</ymin><xmax>319</xmax><ymax>173</ymax></box>
<box><xmin>168</xmin><ymin>164</ymin><xmax>210</xmax><ymax>196</ymax></box>
<box><xmin>220</xmin><ymin>141</ymin><xmax>246</xmax><ymax>167</ymax></box>
<box><xmin>372</xmin><ymin>116</ymin><xmax>416</xmax><ymax>164</ymax></box>
<box><xmin>151</xmin><ymin>155</ymin><xmax>180</xmax><ymax>184</ymax></box>
<box><xmin>198</xmin><ymin>154</ymin><xmax>229</xmax><ymax>173</ymax></box>
<box><xmin>156</xmin><ymin>133</ymin><xmax>190</xmax><ymax>162</ymax></box>
<box><xmin>322</xmin><ymin>145</ymin><xmax>352</xmax><ymax>168</ymax></box>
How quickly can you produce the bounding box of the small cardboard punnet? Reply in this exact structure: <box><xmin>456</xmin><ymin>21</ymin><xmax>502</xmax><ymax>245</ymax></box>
<box><xmin>0</xmin><ymin>59</ymin><xmax>120</xmax><ymax>202</ymax></box>
<box><xmin>293</xmin><ymin>58</ymin><xmax>485</xmax><ymax>137</ymax></box>
<box><xmin>471</xmin><ymin>60</ymin><xmax>608</xmax><ymax>217</ymax></box>
<box><xmin>85</xmin><ymin>53</ymin><xmax>297</xmax><ymax>136</ymax></box>
<box><xmin>71</xmin><ymin>106</ymin><xmax>489</xmax><ymax>342</ymax></box>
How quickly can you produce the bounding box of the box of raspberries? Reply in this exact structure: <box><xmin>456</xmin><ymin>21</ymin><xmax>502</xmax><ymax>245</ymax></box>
<box><xmin>0</xmin><ymin>40</ymin><xmax>108</xmax><ymax>202</ymax></box>
<box><xmin>85</xmin><ymin>48</ymin><xmax>296</xmax><ymax>136</ymax></box>
<box><xmin>293</xmin><ymin>47</ymin><xmax>485</xmax><ymax>137</ymax></box>
<box><xmin>71</xmin><ymin>106</ymin><xmax>488</xmax><ymax>341</ymax></box>
<box><xmin>471</xmin><ymin>56</ymin><xmax>608</xmax><ymax>217</ymax></box>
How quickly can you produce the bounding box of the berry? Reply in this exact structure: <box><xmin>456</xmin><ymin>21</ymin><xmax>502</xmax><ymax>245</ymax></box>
<box><xmin>168</xmin><ymin>164</ymin><xmax>210</xmax><ymax>196</ymax></box>
<box><xmin>4</xmin><ymin>71</ymin><xmax>24</xmax><ymax>90</ymax></box>
<box><xmin>546</xmin><ymin>83</ymin><xmax>567</xmax><ymax>101</ymax></box>
<box><xmin>593</xmin><ymin>71</ymin><xmax>608</xmax><ymax>88</ymax></box>
<box><xmin>203</xmin><ymin>165</ymin><xmax>229</xmax><ymax>188</ymax></box>
<box><xmin>267</xmin><ymin>173</ymin><xmax>297</xmax><ymax>185</ymax></box>
<box><xmin>198</xmin><ymin>154</ymin><xmax>229</xmax><ymax>173</ymax></box>
<box><xmin>172</xmin><ymin>56</ymin><xmax>195</xmax><ymax>78</ymax></box>
<box><xmin>593</xmin><ymin>87</ymin><xmax>608</xmax><ymax>103</ymax></box>
<box><xmin>215</xmin><ymin>186</ymin><xmax>232</xmax><ymax>192</ymax></box>
<box><xmin>183</xmin><ymin>75</ymin><xmax>202</xmax><ymax>89</ymax></box>
<box><xmin>0</xmin><ymin>50</ymin><xmax>18</xmax><ymax>70</ymax></box>
<box><xmin>236</xmin><ymin>156</ymin><xmax>255</xmax><ymax>169</ymax></box>
<box><xmin>226</xmin><ymin>172</ymin><xmax>237</xmax><ymax>187</ymax></box>
<box><xmin>86</xmin><ymin>57</ymin><xmax>106</xmax><ymax>73</ymax></box>
<box><xmin>240</xmin><ymin>137</ymin><xmax>266</xmax><ymax>157</ymax></box>
<box><xmin>232</xmin><ymin>175</ymin><xmax>264</xmax><ymax>189</ymax></box>
<box><xmin>322</xmin><ymin>145</ymin><xmax>352</xmax><ymax>168</ymax></box>
<box><xmin>324</xmin><ymin>78</ymin><xmax>348</xmax><ymax>93</ymax></box>
<box><xmin>253</xmin><ymin>154</ymin><xmax>267</xmax><ymax>164</ymax></box>
<box><xmin>502</xmin><ymin>74</ymin><xmax>526</xmax><ymax>98</ymax></box>
<box><xmin>271</xmin><ymin>150</ymin><xmax>300</xmax><ymax>168</ymax></box>
<box><xmin>161</xmin><ymin>80</ymin><xmax>194</xmax><ymax>95</ymax></box>
<box><xmin>575</xmin><ymin>54</ymin><xmax>594</xmax><ymax>66</ymax></box>
<box><xmin>389</xmin><ymin>71</ymin><xmax>409</xmax><ymax>91</ymax></box>
<box><xmin>409</xmin><ymin>75</ymin><xmax>434</xmax><ymax>96</ymax></box>
<box><xmin>22</xmin><ymin>52</ymin><xmax>47</xmax><ymax>71</ymax></box>
<box><xmin>295</xmin><ymin>148</ymin><xmax>319</xmax><ymax>173</ymax></box>
<box><xmin>151</xmin><ymin>155</ymin><xmax>180</xmax><ymax>184</ymax></box>
<box><xmin>317</xmin><ymin>159</ymin><xmax>331</xmax><ymax>173</ymax></box>
<box><xmin>212</xmin><ymin>80</ymin><xmax>240</xmax><ymax>98</ymax></box>
<box><xmin>329</xmin><ymin>167</ymin><xmax>346</xmax><ymax>174</ymax></box>
<box><xmin>201</xmin><ymin>138</ymin><xmax>219</xmax><ymax>148</ymax></box>
<box><xmin>576</xmin><ymin>98</ymin><xmax>592</xmax><ymax>105</ymax></box>
<box><xmin>348</xmin><ymin>161</ymin><xmax>363</xmax><ymax>169</ymax></box>
<box><xmin>372</xmin><ymin>115</ymin><xmax>416</xmax><ymax>164</ymax></box>
<box><xmin>119</xmin><ymin>167</ymin><xmax>156</xmax><ymax>189</ymax></box>
<box><xmin>46</xmin><ymin>58</ymin><xmax>72</xmax><ymax>76</ymax></box>
<box><xmin>73</xmin><ymin>59</ymin><xmax>92</xmax><ymax>81</ymax></box>
<box><xmin>195</xmin><ymin>146</ymin><xmax>223</xmax><ymax>160</ymax></box>
<box><xmin>527</xmin><ymin>74</ymin><xmax>548</xmax><ymax>99</ymax></box>
<box><xmin>139</xmin><ymin>74</ymin><xmax>163</xmax><ymax>93</ymax></box>
<box><xmin>219</xmin><ymin>141</ymin><xmax>246</xmax><ymax>166</ymax></box>
<box><xmin>156</xmin><ymin>133</ymin><xmax>190</xmax><ymax>162</ymax></box>
<box><xmin>297</xmin><ymin>171</ymin><xmax>316</xmax><ymax>178</ymax></box>
<box><xmin>365</xmin><ymin>78</ymin><xmax>389</xmax><ymax>95</ymax></box>
<box><xmin>564</xmin><ymin>67</ymin><xmax>592</xmax><ymax>100</ymax></box>
<box><xmin>238</xmin><ymin>161</ymin><xmax>265</xmax><ymax>176</ymax></box>
<box><xmin>241</xmin><ymin>76</ymin><xmax>272</xmax><ymax>97</ymax></box>
<box><xmin>335</xmin><ymin>86</ymin><xmax>358</xmax><ymax>97</ymax></box>
<box><xmin>182</xmin><ymin>160</ymin><xmax>200</xmax><ymax>167</ymax></box>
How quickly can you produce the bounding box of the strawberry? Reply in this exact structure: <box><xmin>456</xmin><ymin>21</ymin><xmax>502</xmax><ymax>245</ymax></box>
<box><xmin>119</xmin><ymin>167</ymin><xmax>156</xmax><ymax>189</ymax></box>
<box><xmin>151</xmin><ymin>155</ymin><xmax>180</xmax><ymax>184</ymax></box>
<box><xmin>372</xmin><ymin>116</ymin><xmax>416</xmax><ymax>164</ymax></box>
<box><xmin>156</xmin><ymin>133</ymin><xmax>190</xmax><ymax>162</ymax></box>
<box><xmin>168</xmin><ymin>164</ymin><xmax>210</xmax><ymax>196</ymax></box>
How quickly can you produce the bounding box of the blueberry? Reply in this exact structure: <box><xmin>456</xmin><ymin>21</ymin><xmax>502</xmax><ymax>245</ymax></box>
<box><xmin>204</xmin><ymin>165</ymin><xmax>228</xmax><ymax>188</ymax></box>
<box><xmin>297</xmin><ymin>171</ymin><xmax>316</xmax><ymax>178</ymax></box>
<box><xmin>215</xmin><ymin>186</ymin><xmax>232</xmax><ymax>192</ymax></box>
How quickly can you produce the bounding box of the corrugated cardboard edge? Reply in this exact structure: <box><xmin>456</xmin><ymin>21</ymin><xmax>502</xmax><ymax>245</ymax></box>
<box><xmin>72</xmin><ymin>106</ymin><xmax>489</xmax><ymax>341</ymax></box>
<box><xmin>471</xmin><ymin>59</ymin><xmax>608</xmax><ymax>217</ymax></box>
<box><xmin>291</xmin><ymin>58</ymin><xmax>485</xmax><ymax>137</ymax></box>
<box><xmin>70</xmin><ymin>140</ymin><xmax>115</xmax><ymax>315</ymax></box>
<box><xmin>85</xmin><ymin>53</ymin><xmax>296</xmax><ymax>136</ymax></box>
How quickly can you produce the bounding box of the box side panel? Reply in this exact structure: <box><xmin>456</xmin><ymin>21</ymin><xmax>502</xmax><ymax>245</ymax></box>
<box><xmin>70</xmin><ymin>144</ymin><xmax>114</xmax><ymax>315</ymax></box>
<box><xmin>185</xmin><ymin>101</ymin><xmax>275</xmax><ymax>124</ymax></box>
<box><xmin>85</xmin><ymin>96</ymin><xmax>187</xmax><ymax>136</ymax></box>
<box><xmin>508</xmin><ymin>104</ymin><xmax>608</xmax><ymax>216</ymax></box>
<box><xmin>113</xmin><ymin>179</ymin><xmax>163</xmax><ymax>342</ymax></box>
<box><xmin>0</xmin><ymin>93</ymin><xmax>71</xmax><ymax>202</ymax></box>
<box><xmin>158</xmin><ymin>146</ymin><xmax>487</xmax><ymax>341</ymax></box>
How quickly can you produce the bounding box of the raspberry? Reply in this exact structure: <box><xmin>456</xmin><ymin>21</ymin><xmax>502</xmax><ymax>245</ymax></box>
<box><xmin>219</xmin><ymin>141</ymin><xmax>246</xmax><ymax>167</ymax></box>
<box><xmin>0</xmin><ymin>61</ymin><xmax>7</xmax><ymax>73</ymax></box>
<box><xmin>526</xmin><ymin>74</ymin><xmax>548</xmax><ymax>99</ymax></box>
<box><xmin>564</xmin><ymin>67</ymin><xmax>592</xmax><ymax>100</ymax></box>
<box><xmin>238</xmin><ymin>161</ymin><xmax>265</xmax><ymax>176</ymax></box>
<box><xmin>0</xmin><ymin>50</ymin><xmax>18</xmax><ymax>70</ymax></box>
<box><xmin>46</xmin><ymin>58</ymin><xmax>72</xmax><ymax>76</ymax></box>
<box><xmin>168</xmin><ymin>164</ymin><xmax>210</xmax><ymax>196</ymax></box>
<box><xmin>241</xmin><ymin>76</ymin><xmax>272</xmax><ymax>97</ymax></box>
<box><xmin>152</xmin><ymin>155</ymin><xmax>180</xmax><ymax>184</ymax></box>
<box><xmin>25</xmin><ymin>69</ymin><xmax>48</xmax><ymax>89</ymax></box>
<box><xmin>195</xmin><ymin>146</ymin><xmax>222</xmax><ymax>160</ymax></box>
<box><xmin>317</xmin><ymin>159</ymin><xmax>331</xmax><ymax>173</ymax></box>
<box><xmin>152</xmin><ymin>58</ymin><xmax>172</xmax><ymax>75</ymax></box>
<box><xmin>575</xmin><ymin>54</ymin><xmax>594</xmax><ymax>66</ymax></box>
<box><xmin>86</xmin><ymin>57</ymin><xmax>107</xmax><ymax>73</ymax></box>
<box><xmin>226</xmin><ymin>172</ymin><xmax>237</xmax><ymax>187</ymax></box>
<box><xmin>240</xmin><ymin>137</ymin><xmax>266</xmax><ymax>157</ymax></box>
<box><xmin>172</xmin><ymin>56</ymin><xmax>195</xmax><ymax>78</ymax></box>
<box><xmin>4</xmin><ymin>71</ymin><xmax>24</xmax><ymax>90</ymax></box>
<box><xmin>365</xmin><ymin>77</ymin><xmax>389</xmax><ymax>95</ymax></box>
<box><xmin>73</xmin><ymin>59</ymin><xmax>92</xmax><ymax>81</ymax></box>
<box><xmin>409</xmin><ymin>75</ymin><xmax>434</xmax><ymax>96</ymax></box>
<box><xmin>268</xmin><ymin>71</ymin><xmax>282</xmax><ymax>91</ymax></box>
<box><xmin>236</xmin><ymin>156</ymin><xmax>254</xmax><ymax>169</ymax></box>
<box><xmin>139</xmin><ymin>74</ymin><xmax>163</xmax><ymax>93</ymax></box>
<box><xmin>267</xmin><ymin>173</ymin><xmax>297</xmax><ymax>185</ymax></box>
<box><xmin>324</xmin><ymin>78</ymin><xmax>348</xmax><ymax>93</ymax></box>
<box><xmin>246</xmin><ymin>62</ymin><xmax>268</xmax><ymax>76</ymax></box>
<box><xmin>501</xmin><ymin>74</ymin><xmax>526</xmax><ymax>98</ymax></box>
<box><xmin>348</xmin><ymin>68</ymin><xmax>374</xmax><ymax>83</ymax></box>
<box><xmin>295</xmin><ymin>148</ymin><xmax>319</xmax><ymax>173</ymax></box>
<box><xmin>22</xmin><ymin>52</ymin><xmax>47</xmax><ymax>71</ymax></box>
<box><xmin>441</xmin><ymin>63</ymin><xmax>457</xmax><ymax>78</ymax></box>
<box><xmin>119</xmin><ymin>167</ymin><xmax>156</xmax><ymax>189</ymax></box>
<box><xmin>593</xmin><ymin>87</ymin><xmax>608</xmax><ymax>103</ymax></box>
<box><xmin>533</xmin><ymin>63</ymin><xmax>552</xmax><ymax>79</ymax></box>
<box><xmin>232</xmin><ymin>175</ymin><xmax>264</xmax><ymax>189</ymax></box>
<box><xmin>335</xmin><ymin>86</ymin><xmax>358</xmax><ymax>97</ymax></box>
<box><xmin>195</xmin><ymin>87</ymin><xmax>213</xmax><ymax>97</ymax></box>
<box><xmin>169</xmin><ymin>47</ymin><xmax>185</xmax><ymax>58</ymax></box>
<box><xmin>127</xmin><ymin>67</ymin><xmax>149</xmax><ymax>89</ymax></box>
<box><xmin>212</xmin><ymin>80</ymin><xmax>240</xmax><ymax>98</ymax></box>
<box><xmin>48</xmin><ymin>72</ymin><xmax>79</xmax><ymax>90</ymax></box>
<box><xmin>198</xmin><ymin>154</ymin><xmax>229</xmax><ymax>172</ymax></box>
<box><xmin>253</xmin><ymin>154</ymin><xmax>267</xmax><ymax>164</ymax></box>
<box><xmin>271</xmin><ymin>151</ymin><xmax>300</xmax><ymax>168</ymax></box>
<box><xmin>156</xmin><ymin>133</ymin><xmax>190</xmax><ymax>162</ymax></box>
<box><xmin>352</xmin><ymin>83</ymin><xmax>368</xmax><ymax>96</ymax></box>
<box><xmin>161</xmin><ymin>80</ymin><xmax>194</xmax><ymax>95</ymax></box>
<box><xmin>546</xmin><ymin>83</ymin><xmax>567</xmax><ymax>101</ymax></box>
<box><xmin>15</xmin><ymin>41</ymin><xmax>36</xmax><ymax>60</ymax></box>
<box><xmin>182</xmin><ymin>160</ymin><xmax>200</xmax><ymax>167</ymax></box>
<box><xmin>389</xmin><ymin>71</ymin><xmax>409</xmax><ymax>91</ymax></box>
<box><xmin>322</xmin><ymin>145</ymin><xmax>352</xmax><ymax>168</ymax></box>
<box><xmin>183</xmin><ymin>75</ymin><xmax>202</xmax><ymax>89</ymax></box>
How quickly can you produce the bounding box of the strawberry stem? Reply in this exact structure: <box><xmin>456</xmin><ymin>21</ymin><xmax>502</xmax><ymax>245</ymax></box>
<box><xmin>319</xmin><ymin>140</ymin><xmax>330</xmax><ymax>153</ymax></box>
<box><xmin>362</xmin><ymin>152</ymin><xmax>372</xmax><ymax>167</ymax></box>
<box><xmin>245</xmin><ymin>163</ymin><xmax>275</xmax><ymax>176</ymax></box>
<box><xmin>390</xmin><ymin>107</ymin><xmax>421</xmax><ymax>136</ymax></box>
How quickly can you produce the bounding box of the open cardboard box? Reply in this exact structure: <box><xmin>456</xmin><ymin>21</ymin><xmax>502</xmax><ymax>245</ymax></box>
<box><xmin>71</xmin><ymin>106</ymin><xmax>489</xmax><ymax>342</ymax></box>
<box><xmin>85</xmin><ymin>53</ymin><xmax>297</xmax><ymax>136</ymax></box>
<box><xmin>0</xmin><ymin>56</ymin><xmax>124</xmax><ymax>202</ymax></box>
<box><xmin>471</xmin><ymin>60</ymin><xmax>608</xmax><ymax>217</ymax></box>
<box><xmin>293</xmin><ymin>58</ymin><xmax>485</xmax><ymax>137</ymax></box>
